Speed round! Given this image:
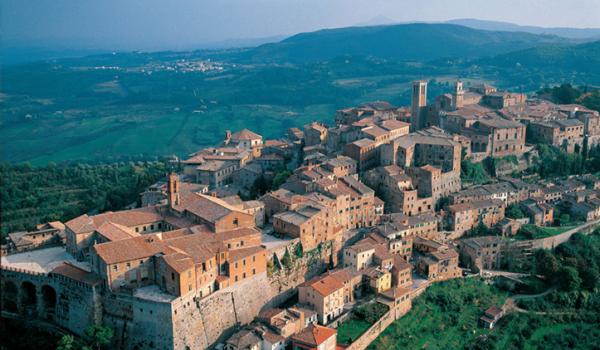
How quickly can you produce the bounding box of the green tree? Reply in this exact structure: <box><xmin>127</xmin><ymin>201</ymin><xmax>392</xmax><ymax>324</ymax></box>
<box><xmin>271</xmin><ymin>170</ymin><xmax>292</xmax><ymax>190</ymax></box>
<box><xmin>535</xmin><ymin>250</ymin><xmax>560</xmax><ymax>280</ymax></box>
<box><xmin>559</xmin><ymin>266</ymin><xmax>582</xmax><ymax>291</ymax></box>
<box><xmin>552</xmin><ymin>84</ymin><xmax>581</xmax><ymax>104</ymax></box>
<box><xmin>580</xmin><ymin>265</ymin><xmax>599</xmax><ymax>291</ymax></box>
<box><xmin>84</xmin><ymin>325</ymin><xmax>114</xmax><ymax>350</ymax></box>
<box><xmin>294</xmin><ymin>243</ymin><xmax>304</xmax><ymax>258</ymax></box>
<box><xmin>505</xmin><ymin>204</ymin><xmax>525</xmax><ymax>219</ymax></box>
<box><xmin>281</xmin><ymin>248</ymin><xmax>293</xmax><ymax>269</ymax></box>
<box><xmin>56</xmin><ymin>335</ymin><xmax>75</xmax><ymax>350</ymax></box>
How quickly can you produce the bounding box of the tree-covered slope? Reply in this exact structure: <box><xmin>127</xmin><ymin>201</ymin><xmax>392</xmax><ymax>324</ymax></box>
<box><xmin>484</xmin><ymin>40</ymin><xmax>600</xmax><ymax>73</ymax></box>
<box><xmin>239</xmin><ymin>23</ymin><xmax>570</xmax><ymax>63</ymax></box>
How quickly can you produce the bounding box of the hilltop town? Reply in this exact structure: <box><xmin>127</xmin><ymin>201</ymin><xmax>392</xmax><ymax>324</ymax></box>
<box><xmin>2</xmin><ymin>80</ymin><xmax>600</xmax><ymax>350</ymax></box>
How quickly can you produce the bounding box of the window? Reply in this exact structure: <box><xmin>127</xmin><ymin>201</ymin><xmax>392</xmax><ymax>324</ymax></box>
<box><xmin>150</xmin><ymin>224</ymin><xmax>154</xmax><ymax>230</ymax></box>
<box><xmin>126</xmin><ymin>262</ymin><xmax>131</xmax><ymax>268</ymax></box>
<box><xmin>113</xmin><ymin>265</ymin><xmax>118</xmax><ymax>271</ymax></box>
<box><xmin>171</xmin><ymin>272</ymin><xmax>175</xmax><ymax>280</ymax></box>
<box><xmin>233</xmin><ymin>218</ymin><xmax>239</xmax><ymax>226</ymax></box>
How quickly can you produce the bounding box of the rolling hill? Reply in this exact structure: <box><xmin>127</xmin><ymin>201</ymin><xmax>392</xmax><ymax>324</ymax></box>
<box><xmin>485</xmin><ymin>40</ymin><xmax>600</xmax><ymax>73</ymax></box>
<box><xmin>238</xmin><ymin>23</ymin><xmax>572</xmax><ymax>63</ymax></box>
<box><xmin>447</xmin><ymin>18</ymin><xmax>600</xmax><ymax>40</ymax></box>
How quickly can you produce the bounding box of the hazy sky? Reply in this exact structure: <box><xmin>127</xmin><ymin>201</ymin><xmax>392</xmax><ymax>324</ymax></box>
<box><xmin>2</xmin><ymin>0</ymin><xmax>600</xmax><ymax>50</ymax></box>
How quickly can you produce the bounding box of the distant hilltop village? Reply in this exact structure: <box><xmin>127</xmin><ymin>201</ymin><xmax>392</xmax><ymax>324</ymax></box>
<box><xmin>2</xmin><ymin>80</ymin><xmax>600</xmax><ymax>350</ymax></box>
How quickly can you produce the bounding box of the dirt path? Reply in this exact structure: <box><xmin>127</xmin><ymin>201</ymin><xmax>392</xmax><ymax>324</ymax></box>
<box><xmin>502</xmin><ymin>286</ymin><xmax>574</xmax><ymax>316</ymax></box>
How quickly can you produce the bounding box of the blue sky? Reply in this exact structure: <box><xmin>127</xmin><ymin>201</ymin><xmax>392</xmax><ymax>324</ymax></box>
<box><xmin>2</xmin><ymin>0</ymin><xmax>600</xmax><ymax>50</ymax></box>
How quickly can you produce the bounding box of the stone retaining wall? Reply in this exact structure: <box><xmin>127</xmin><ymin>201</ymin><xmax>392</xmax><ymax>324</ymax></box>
<box><xmin>344</xmin><ymin>310</ymin><xmax>395</xmax><ymax>350</ymax></box>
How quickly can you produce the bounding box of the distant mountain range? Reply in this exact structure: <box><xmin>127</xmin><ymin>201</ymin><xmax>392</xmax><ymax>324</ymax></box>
<box><xmin>446</xmin><ymin>18</ymin><xmax>600</xmax><ymax>40</ymax></box>
<box><xmin>238</xmin><ymin>23</ymin><xmax>574</xmax><ymax>63</ymax></box>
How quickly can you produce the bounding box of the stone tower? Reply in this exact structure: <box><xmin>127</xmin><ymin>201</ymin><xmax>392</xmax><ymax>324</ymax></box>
<box><xmin>411</xmin><ymin>80</ymin><xmax>428</xmax><ymax>131</ymax></box>
<box><xmin>167</xmin><ymin>173</ymin><xmax>180</xmax><ymax>208</ymax></box>
<box><xmin>452</xmin><ymin>80</ymin><xmax>464</xmax><ymax>110</ymax></box>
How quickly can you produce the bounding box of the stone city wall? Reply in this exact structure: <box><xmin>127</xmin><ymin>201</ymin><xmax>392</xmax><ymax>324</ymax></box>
<box><xmin>344</xmin><ymin>310</ymin><xmax>395</xmax><ymax>350</ymax></box>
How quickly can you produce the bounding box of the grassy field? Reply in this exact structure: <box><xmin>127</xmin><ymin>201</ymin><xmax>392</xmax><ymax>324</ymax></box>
<box><xmin>369</xmin><ymin>275</ymin><xmax>600</xmax><ymax>350</ymax></box>
<box><xmin>1</xmin><ymin>103</ymin><xmax>337</xmax><ymax>165</ymax></box>
<box><xmin>337</xmin><ymin>301</ymin><xmax>389</xmax><ymax>345</ymax></box>
<box><xmin>369</xmin><ymin>278</ymin><xmax>507</xmax><ymax>350</ymax></box>
<box><xmin>336</xmin><ymin>318</ymin><xmax>371</xmax><ymax>344</ymax></box>
<box><xmin>515</xmin><ymin>224</ymin><xmax>577</xmax><ymax>240</ymax></box>
<box><xmin>2</xmin><ymin>49</ymin><xmax>579</xmax><ymax>165</ymax></box>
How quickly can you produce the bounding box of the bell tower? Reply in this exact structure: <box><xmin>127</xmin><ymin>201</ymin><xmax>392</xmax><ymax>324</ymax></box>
<box><xmin>167</xmin><ymin>173</ymin><xmax>180</xmax><ymax>208</ymax></box>
<box><xmin>411</xmin><ymin>80</ymin><xmax>428</xmax><ymax>131</ymax></box>
<box><xmin>452</xmin><ymin>80</ymin><xmax>464</xmax><ymax>110</ymax></box>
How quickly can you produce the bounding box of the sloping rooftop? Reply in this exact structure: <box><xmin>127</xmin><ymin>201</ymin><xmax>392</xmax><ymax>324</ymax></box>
<box><xmin>231</xmin><ymin>128</ymin><xmax>262</xmax><ymax>141</ymax></box>
<box><xmin>291</xmin><ymin>324</ymin><xmax>336</xmax><ymax>347</ymax></box>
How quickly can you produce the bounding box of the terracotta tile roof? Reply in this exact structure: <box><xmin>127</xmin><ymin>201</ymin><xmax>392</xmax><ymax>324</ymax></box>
<box><xmin>301</xmin><ymin>274</ymin><xmax>344</xmax><ymax>297</ymax></box>
<box><xmin>226</xmin><ymin>328</ymin><xmax>262</xmax><ymax>348</ymax></box>
<box><xmin>265</xmin><ymin>139</ymin><xmax>287</xmax><ymax>147</ymax></box>
<box><xmin>291</xmin><ymin>324</ymin><xmax>336</xmax><ymax>347</ymax></box>
<box><xmin>448</xmin><ymin>199</ymin><xmax>504</xmax><ymax>213</ymax></box>
<box><xmin>261</xmin><ymin>329</ymin><xmax>285</xmax><ymax>344</ymax></box>
<box><xmin>232</xmin><ymin>128</ymin><xmax>262</xmax><ymax>140</ymax></box>
<box><xmin>380</xmin><ymin>286</ymin><xmax>411</xmax><ymax>300</ymax></box>
<box><xmin>182</xmin><ymin>193</ymin><xmax>247</xmax><ymax>223</ymax></box>
<box><xmin>94</xmin><ymin>234</ymin><xmax>171</xmax><ymax>265</ymax></box>
<box><xmin>227</xmin><ymin>245</ymin><xmax>265</xmax><ymax>262</ymax></box>
<box><xmin>214</xmin><ymin>227</ymin><xmax>261</xmax><ymax>242</ymax></box>
<box><xmin>392</xmin><ymin>256</ymin><xmax>412</xmax><ymax>272</ymax></box>
<box><xmin>347</xmin><ymin>242</ymin><xmax>376</xmax><ymax>254</ymax></box>
<box><xmin>50</xmin><ymin>262</ymin><xmax>102</xmax><ymax>286</ymax></box>
<box><xmin>325</xmin><ymin>267</ymin><xmax>359</xmax><ymax>285</ymax></box>
<box><xmin>66</xmin><ymin>206</ymin><xmax>164</xmax><ymax>235</ymax></box>
<box><xmin>165</xmin><ymin>235</ymin><xmax>224</xmax><ymax>263</ymax></box>
<box><xmin>380</xmin><ymin>119</ymin><xmax>410</xmax><ymax>131</ymax></box>
<box><xmin>362</xmin><ymin>125</ymin><xmax>389</xmax><ymax>138</ymax></box>
<box><xmin>161</xmin><ymin>252</ymin><xmax>195</xmax><ymax>273</ymax></box>
<box><xmin>374</xmin><ymin>244</ymin><xmax>393</xmax><ymax>261</ymax></box>
<box><xmin>95</xmin><ymin>222</ymin><xmax>140</xmax><ymax>242</ymax></box>
<box><xmin>485</xmin><ymin>306</ymin><xmax>503</xmax><ymax>318</ymax></box>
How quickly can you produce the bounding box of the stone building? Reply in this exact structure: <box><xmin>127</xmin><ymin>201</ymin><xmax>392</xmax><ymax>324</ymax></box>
<box><xmin>577</xmin><ymin>112</ymin><xmax>600</xmax><ymax>148</ymax></box>
<box><xmin>458</xmin><ymin>236</ymin><xmax>506</xmax><ymax>272</ymax></box>
<box><xmin>390</xmin><ymin>256</ymin><xmax>412</xmax><ymax>289</ymax></box>
<box><xmin>182</xmin><ymin>147</ymin><xmax>253</xmax><ymax>182</ymax></box>
<box><xmin>290</xmin><ymin>324</ymin><xmax>337</xmax><ymax>350</ymax></box>
<box><xmin>304</xmin><ymin>123</ymin><xmax>329</xmax><ymax>147</ymax></box>
<box><xmin>6</xmin><ymin>221</ymin><xmax>65</xmax><ymax>253</ymax></box>
<box><xmin>378</xmin><ymin>287</ymin><xmax>412</xmax><ymax>320</ymax></box>
<box><xmin>224</xmin><ymin>129</ymin><xmax>264</xmax><ymax>157</ymax></box>
<box><xmin>413</xmin><ymin>237</ymin><xmax>461</xmax><ymax>282</ymax></box>
<box><xmin>364</xmin><ymin>165</ymin><xmax>434</xmax><ymax>215</ymax></box>
<box><xmin>298</xmin><ymin>275</ymin><xmax>345</xmax><ymax>324</ymax></box>
<box><xmin>447</xmin><ymin>199</ymin><xmax>506</xmax><ymax>238</ymax></box>
<box><xmin>528</xmin><ymin>119</ymin><xmax>585</xmax><ymax>153</ymax></box>
<box><xmin>380</xmin><ymin>130</ymin><xmax>462</xmax><ymax>204</ymax></box>
<box><xmin>411</xmin><ymin>80</ymin><xmax>428</xmax><ymax>131</ymax></box>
